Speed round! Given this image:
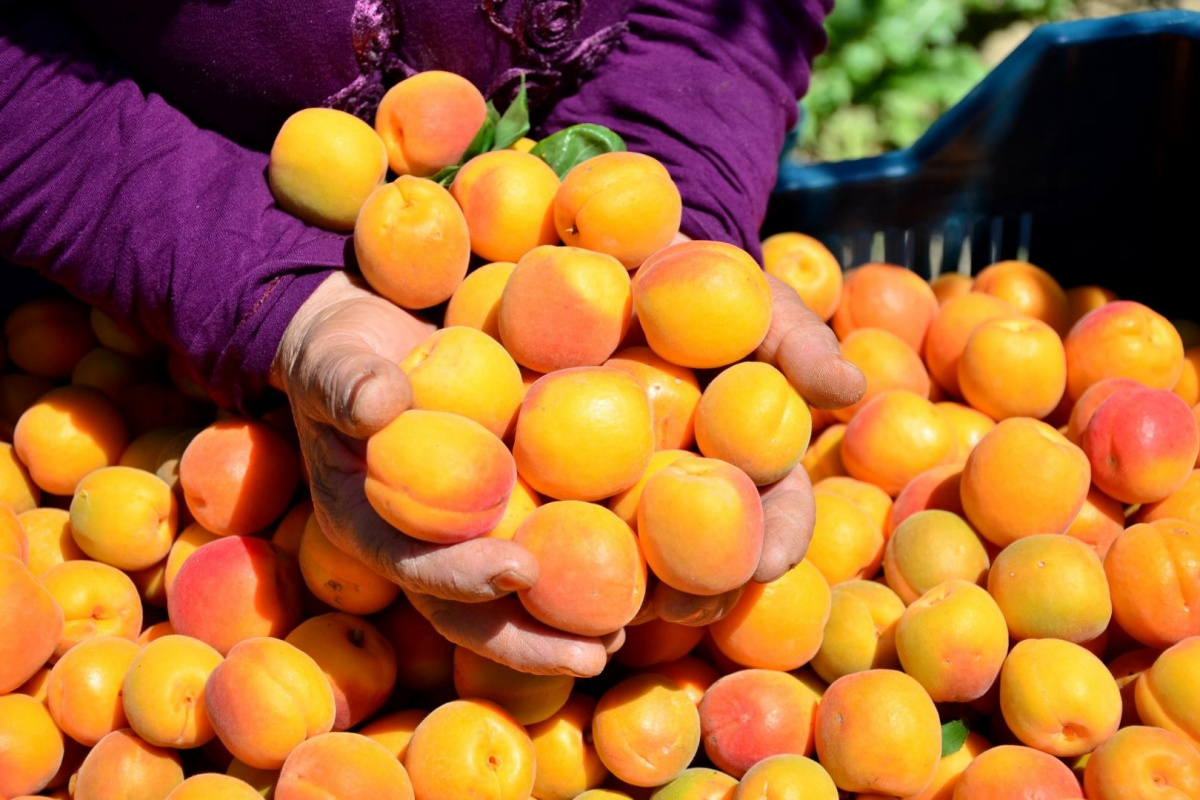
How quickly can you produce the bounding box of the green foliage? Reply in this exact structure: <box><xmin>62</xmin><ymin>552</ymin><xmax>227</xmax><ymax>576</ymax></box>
<box><xmin>793</xmin><ymin>0</ymin><xmax>1175</xmax><ymax>163</ymax></box>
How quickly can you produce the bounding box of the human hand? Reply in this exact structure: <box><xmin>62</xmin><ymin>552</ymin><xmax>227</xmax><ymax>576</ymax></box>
<box><xmin>272</xmin><ymin>271</ymin><xmax>619</xmax><ymax>675</ymax></box>
<box><xmin>646</xmin><ymin>237</ymin><xmax>867</xmax><ymax>626</ymax></box>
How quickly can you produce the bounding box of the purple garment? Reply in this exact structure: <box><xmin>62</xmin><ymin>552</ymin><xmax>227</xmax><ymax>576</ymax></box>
<box><xmin>0</xmin><ymin>0</ymin><xmax>830</xmax><ymax>411</ymax></box>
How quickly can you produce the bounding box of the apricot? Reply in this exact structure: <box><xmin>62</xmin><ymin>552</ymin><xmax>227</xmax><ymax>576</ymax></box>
<box><xmin>1064</xmin><ymin>300</ymin><xmax>1184</xmax><ymax>400</ymax></box>
<box><xmin>527</xmin><ymin>693</ymin><xmax>608</xmax><ymax>800</ymax></box>
<box><xmin>958</xmin><ymin>317</ymin><xmax>1066</xmax><ymax>420</ymax></box>
<box><xmin>269</xmin><ymin>107</ymin><xmax>387</xmax><ymax>231</ymax></box>
<box><xmin>206</xmin><ymin>637</ymin><xmax>336</xmax><ymax>769</ymax></box>
<box><xmin>809</xmin><ymin>478</ymin><xmax>891</xmax><ymax>539</ymax></box>
<box><xmin>165</xmin><ymin>773</ymin><xmax>265</xmax><ymax>800</ymax></box>
<box><xmin>179</xmin><ymin>418</ymin><xmax>300</xmax><ymax>537</ymax></box>
<box><xmin>366</xmin><ymin>409</ymin><xmax>516</xmax><ymax>541</ymax></box>
<box><xmin>1083</xmin><ymin>725</ymin><xmax>1200</xmax><ymax>800</ymax></box>
<box><xmin>374</xmin><ymin>70</ymin><xmax>487</xmax><ymax>177</ymax></box>
<box><xmin>120</xmin><ymin>634</ymin><xmax>220</xmax><ymax>751</ymax></box>
<box><xmin>924</xmin><ymin>293</ymin><xmax>1019</xmax><ymax>397</ymax></box>
<box><xmin>354</xmin><ymin>177</ymin><xmax>471</xmax><ymax>309</ymax></box>
<box><xmin>999</xmin><ymin>638</ymin><xmax>1122</xmax><ymax>757</ymax></box>
<box><xmin>135</xmin><ymin>620</ymin><xmax>176</xmax><ymax>647</ymax></box>
<box><xmin>886</xmin><ymin>465</ymin><xmax>966</xmax><ymax>538</ymax></box>
<box><xmin>71</xmin><ymin>728</ymin><xmax>184</xmax><ymax>800</ymax></box>
<box><xmin>71</xmin><ymin>347</ymin><xmax>150</xmax><ymax>401</ymax></box>
<box><xmin>498</xmin><ymin>245</ymin><xmax>632</xmax><ymax>372</ymax></box>
<box><xmin>604</xmin><ymin>347</ymin><xmax>702</xmax><ymax>452</ymax></box>
<box><xmin>972</xmin><ymin>260</ymin><xmax>1069</xmax><ymax>334</ymax></box>
<box><xmin>811</xmin><ymin>579</ymin><xmax>905</xmax><ymax>683</ymax></box>
<box><xmin>1063</xmin><ymin>485</ymin><xmax>1124</xmax><ymax>560</ymax></box>
<box><xmin>1</xmin><ymin>442</ymin><xmax>40</xmax><ymax>514</ymax></box>
<box><xmin>835</xmin><ymin>328</ymin><xmax>931</xmax><ymax>423</ymax></box>
<box><xmin>443</xmin><ymin>261</ymin><xmax>516</xmax><ymax>340</ymax></box>
<box><xmin>1175</xmin><ymin>345</ymin><xmax>1200</xmax><ymax>405</ymax></box>
<box><xmin>41</xmin><ymin>559</ymin><xmax>141</xmax><ymax>658</ymax></box>
<box><xmin>359</xmin><ymin>708</ymin><xmax>427</xmax><ymax>761</ymax></box>
<box><xmin>275</xmin><ymin>731</ymin><xmax>414</xmax><ymax>800</ymax></box>
<box><xmin>651</xmin><ymin>656</ymin><xmax>723</xmax><ymax>708</ymax></box>
<box><xmin>832</xmin><ymin>263</ymin><xmax>939</xmax><ymax>353</ymax></box>
<box><xmin>707</xmin><ymin>559</ymin><xmax>831</xmax><ymax>671</ymax></box>
<box><xmin>514</xmin><ymin>501</ymin><xmax>645</xmax><ymax>636</ymax></box>
<box><xmin>856</xmin><ymin>731</ymin><xmax>991</xmax><ymax>800</ymax></box>
<box><xmin>988</xmin><ymin>533</ymin><xmax>1111</xmax><ymax>643</ymax></box>
<box><xmin>0</xmin><ymin>503</ymin><xmax>27</xmax><ymax>562</ymax></box>
<box><xmin>800</xmin><ymin>423</ymin><xmax>848</xmax><ymax>483</ymax></box>
<box><xmin>14</xmin><ymin>385</ymin><xmax>129</xmax><ymax>496</ymax></box>
<box><xmin>0</xmin><ymin>693</ymin><xmax>65</xmax><ymax>798</ymax></box>
<box><xmin>5</xmin><ymin>297</ymin><xmax>95</xmax><ymax>379</ymax></box>
<box><xmin>168</xmin><ymin>535</ymin><xmax>303</xmax><ymax>654</ymax></box>
<box><xmin>1108</xmin><ymin>647</ymin><xmax>1158</xmax><ymax>727</ymax></box>
<box><xmin>638</xmin><ymin>457</ymin><xmax>763</xmax><ymax>596</ymax></box>
<box><xmin>896</xmin><ymin>580</ymin><xmax>1008</xmax><ymax>702</ymax></box>
<box><xmin>699</xmin><ymin>668</ymin><xmax>821</xmax><ymax>777</ymax></box>
<box><xmin>841</xmin><ymin>390</ymin><xmax>956</xmax><ymax>497</ymax></box>
<box><xmin>650</xmin><ymin>768</ymin><xmax>737</xmax><ymax>800</ymax></box>
<box><xmin>400</xmin><ymin>326</ymin><xmax>524</xmax><ymax>439</ymax></box>
<box><xmin>593</xmin><ymin>674</ymin><xmax>701</xmax><ymax>787</ymax></box>
<box><xmin>119</xmin><ymin>426</ymin><xmax>195</xmax><ymax>474</ymax></box>
<box><xmin>734</xmin><ymin>755</ymin><xmax>838</xmax><ymax>800</ymax></box>
<box><xmin>761</xmin><ymin>232</ymin><xmax>843</xmax><ymax>322</ymax></box>
<box><xmin>271</xmin><ymin>499</ymin><xmax>313</xmax><ymax>558</ymax></box>
<box><xmin>1082</xmin><ymin>386</ymin><xmax>1200</xmax><ymax>504</ymax></box>
<box><xmin>632</xmin><ymin>240</ymin><xmax>772</xmax><ymax>369</ymax></box>
<box><xmin>960</xmin><ymin>417</ymin><xmax>1090</xmax><ymax>547</ymax></box>
<box><xmin>20</xmin><ymin>508</ymin><xmax>84</xmax><ymax>577</ymax></box>
<box><xmin>482</xmin><ymin>474</ymin><xmax>541</xmax><ymax>540</ymax></box>
<box><xmin>514</xmin><ymin>366</ymin><xmax>654</xmax><ymax>501</ymax></box>
<box><xmin>0</xmin><ymin>555</ymin><xmax>63</xmax><ymax>693</ymax></box>
<box><xmin>951</xmin><ymin>744</ymin><xmax>1082</xmax><ymax>799</ymax></box>
<box><xmin>805</xmin><ymin>491</ymin><xmax>885</xmax><ymax>585</ymax></box>
<box><xmin>404</xmin><ymin>698</ymin><xmax>535</xmax><ymax>800</ymax></box>
<box><xmin>1135</xmin><ymin>636</ymin><xmax>1200</xmax><ymax>750</ymax></box>
<box><xmin>285</xmin><ymin>613</ymin><xmax>396</xmax><ymax>731</ymax></box>
<box><xmin>1105</xmin><ymin>520</ymin><xmax>1200</xmax><ymax>648</ymax></box>
<box><xmin>452</xmin><ymin>644</ymin><xmax>573</xmax><ymax>724</ymax></box>
<box><xmin>616</xmin><ymin>617</ymin><xmax>706</xmax><ymax>669</ymax></box>
<box><xmin>814</xmin><ymin>669</ymin><xmax>941</xmax><ymax>796</ymax></box>
<box><xmin>46</xmin><ymin>635</ymin><xmax>139</xmax><ymax>746</ymax></box>
<box><xmin>67</xmin><ymin>466</ymin><xmax>177</xmax><ymax>571</ymax></box>
<box><xmin>695</xmin><ymin>362</ymin><xmax>811</xmax><ymax>486</ymax></box>
<box><xmin>555</xmin><ymin>151</ymin><xmax>682</xmax><ymax>269</ymax></box>
<box><xmin>451</xmin><ymin>149</ymin><xmax>561</xmax><ymax>263</ymax></box>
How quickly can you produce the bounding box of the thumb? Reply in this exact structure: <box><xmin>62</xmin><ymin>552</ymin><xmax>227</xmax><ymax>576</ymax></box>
<box><xmin>304</xmin><ymin>341</ymin><xmax>414</xmax><ymax>439</ymax></box>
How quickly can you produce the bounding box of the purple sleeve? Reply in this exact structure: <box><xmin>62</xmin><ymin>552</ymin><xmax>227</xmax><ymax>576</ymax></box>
<box><xmin>0</xmin><ymin>9</ymin><xmax>347</xmax><ymax>410</ymax></box>
<box><xmin>539</xmin><ymin>0</ymin><xmax>832</xmax><ymax>261</ymax></box>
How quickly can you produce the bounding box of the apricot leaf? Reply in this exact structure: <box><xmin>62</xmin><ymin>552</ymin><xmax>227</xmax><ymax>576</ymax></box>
<box><xmin>493</xmin><ymin>76</ymin><xmax>530</xmax><ymax>151</ymax></box>
<box><xmin>530</xmin><ymin>123</ymin><xmax>627</xmax><ymax>178</ymax></box>
<box><xmin>941</xmin><ymin>719</ymin><xmax>969</xmax><ymax>757</ymax></box>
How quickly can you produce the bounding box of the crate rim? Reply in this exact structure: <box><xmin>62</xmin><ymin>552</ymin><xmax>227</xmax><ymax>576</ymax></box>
<box><xmin>775</xmin><ymin>8</ymin><xmax>1200</xmax><ymax>193</ymax></box>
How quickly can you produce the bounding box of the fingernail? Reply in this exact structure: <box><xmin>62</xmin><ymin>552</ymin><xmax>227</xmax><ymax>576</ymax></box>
<box><xmin>491</xmin><ymin>570</ymin><xmax>535</xmax><ymax>593</ymax></box>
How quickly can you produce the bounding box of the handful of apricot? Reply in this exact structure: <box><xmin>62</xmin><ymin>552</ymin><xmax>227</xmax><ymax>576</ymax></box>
<box><xmin>3</xmin><ymin>68</ymin><xmax>1200</xmax><ymax>799</ymax></box>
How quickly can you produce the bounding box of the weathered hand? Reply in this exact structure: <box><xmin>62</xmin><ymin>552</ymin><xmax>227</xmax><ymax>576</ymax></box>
<box><xmin>272</xmin><ymin>271</ymin><xmax>618</xmax><ymax>675</ymax></box>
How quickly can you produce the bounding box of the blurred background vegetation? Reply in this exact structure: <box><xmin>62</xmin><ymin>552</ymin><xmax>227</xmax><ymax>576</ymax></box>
<box><xmin>788</xmin><ymin>0</ymin><xmax>1188</xmax><ymax>163</ymax></box>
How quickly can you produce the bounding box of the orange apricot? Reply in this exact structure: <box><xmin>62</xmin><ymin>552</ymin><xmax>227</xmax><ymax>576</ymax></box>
<box><xmin>452</xmin><ymin>645</ymin><xmax>573</xmax><ymax>725</ymax></box>
<box><xmin>275</xmin><ymin>731</ymin><xmax>415</xmax><ymax>800</ymax></box>
<box><xmin>1064</xmin><ymin>300</ymin><xmax>1184</xmax><ymax>401</ymax></box>
<box><xmin>604</xmin><ymin>346</ymin><xmax>702</xmax><ymax>452</ymax></box>
<box><xmin>734</xmin><ymin>755</ymin><xmax>837</xmax><ymax>800</ymax></box>
<box><xmin>952</xmin><ymin>744</ymin><xmax>1082</xmax><ymax>799</ymax></box>
<box><xmin>443</xmin><ymin>261</ymin><xmax>516</xmax><ymax>340</ymax></box>
<box><xmin>359</xmin><ymin>708</ymin><xmax>427</xmax><ymax>761</ymax></box>
<box><xmin>5</xmin><ymin>297</ymin><xmax>95</xmax><ymax>379</ymax></box>
<box><xmin>374</xmin><ymin>70</ymin><xmax>487</xmax><ymax>177</ymax></box>
<box><xmin>806</xmin><ymin>490</ymin><xmax>885</xmax><ymax>585</ymax></box>
<box><xmin>1134</xmin><ymin>636</ymin><xmax>1200</xmax><ymax>750</ymax></box>
<box><xmin>972</xmin><ymin>260</ymin><xmax>1070</xmax><ymax>334</ymax></box>
<box><xmin>1084</xmin><ymin>725</ymin><xmax>1200</xmax><ymax>800</ymax></box>
<box><xmin>0</xmin><ymin>554</ymin><xmax>63</xmax><ymax>693</ymax></box>
<box><xmin>1066</xmin><ymin>284</ymin><xmax>1118</xmax><ymax>329</ymax></box>
<box><xmin>14</xmin><ymin>385</ymin><xmax>129</xmax><ymax>496</ymax></box>
<box><xmin>555</xmin><ymin>151</ymin><xmax>682</xmax><ymax>269</ymax></box>
<box><xmin>958</xmin><ymin>317</ymin><xmax>1066</xmax><ymax>420</ymax></box>
<box><xmin>526</xmin><ymin>693</ymin><xmax>609</xmax><ymax>800</ymax></box>
<box><xmin>41</xmin><ymin>559</ymin><xmax>141</xmax><ymax>658</ymax></box>
<box><xmin>0</xmin><ymin>441</ymin><xmax>40</xmax><ymax>513</ymax></box>
<box><xmin>47</xmin><ymin>635</ymin><xmax>139</xmax><ymax>747</ymax></box>
<box><xmin>354</xmin><ymin>176</ymin><xmax>471</xmax><ymax>309</ymax></box>
<box><xmin>297</xmin><ymin>514</ymin><xmax>400</xmax><ymax>615</ymax></box>
<box><xmin>0</xmin><ymin>693</ymin><xmax>66</xmax><ymax>798</ymax></box>
<box><xmin>451</xmin><ymin>149</ymin><xmax>561</xmax><ymax>263</ymax></box>
<box><xmin>592</xmin><ymin>674</ymin><xmax>701</xmax><ymax>788</ymax></box>
<box><xmin>285</xmin><ymin>612</ymin><xmax>396</xmax><ymax>731</ymax></box>
<box><xmin>800</xmin><ymin>423</ymin><xmax>847</xmax><ymax>483</ymax></box>
<box><xmin>835</xmin><ymin>327</ymin><xmax>932</xmax><ymax>422</ymax></box>
<box><xmin>936</xmin><ymin>402</ymin><xmax>995</xmax><ymax>463</ymax></box>
<box><xmin>72</xmin><ymin>728</ymin><xmax>184</xmax><ymax>799</ymax></box>
<box><xmin>68</xmin><ymin>466</ymin><xmax>177</xmax><ymax>571</ymax></box>
<box><xmin>841</xmin><ymin>390</ymin><xmax>956</xmax><ymax>497</ymax></box>
<box><xmin>883</xmin><ymin>509</ymin><xmax>990</xmax><ymax>605</ymax></box>
<box><xmin>616</xmin><ymin>617</ymin><xmax>706</xmax><ymax>669</ymax></box>
<box><xmin>1105</xmin><ymin>519</ymin><xmax>1200</xmax><ymax>648</ymax></box>
<box><xmin>19</xmin><ymin>508</ymin><xmax>84</xmax><ymax>577</ymax></box>
<box><xmin>165</xmin><ymin>773</ymin><xmax>265</xmax><ymax>800</ymax></box>
<box><xmin>924</xmin><ymin>292</ymin><xmax>1022</xmax><ymax>398</ymax></box>
<box><xmin>0</xmin><ymin>374</ymin><xmax>55</xmax><ymax>443</ymax></box>
<box><xmin>832</xmin><ymin>263</ymin><xmax>939</xmax><ymax>353</ymax></box>
<box><xmin>1063</xmin><ymin>485</ymin><xmax>1125</xmax><ymax>560</ymax></box>
<box><xmin>930</xmin><ymin>271</ymin><xmax>973</xmax><ymax>305</ymax></box>
<box><xmin>761</xmin><ymin>232</ymin><xmax>843</xmax><ymax>322</ymax></box>
<box><xmin>268</xmin><ymin>108</ymin><xmax>387</xmax><ymax>231</ymax></box>
<box><xmin>632</xmin><ymin>240</ymin><xmax>772</xmax><ymax>369</ymax></box>
<box><xmin>810</xmin><ymin>579</ymin><xmax>905</xmax><ymax>683</ymax></box>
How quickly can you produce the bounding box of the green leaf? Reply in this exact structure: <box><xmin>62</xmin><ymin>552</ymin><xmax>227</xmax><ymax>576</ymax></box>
<box><xmin>461</xmin><ymin>102</ymin><xmax>500</xmax><ymax>163</ymax></box>
<box><xmin>431</xmin><ymin>165</ymin><xmax>461</xmax><ymax>188</ymax></box>
<box><xmin>941</xmin><ymin>719</ymin><xmax>970</xmax><ymax>757</ymax></box>
<box><xmin>529</xmin><ymin>124</ymin><xmax>627</xmax><ymax>178</ymax></box>
<box><xmin>493</xmin><ymin>75</ymin><xmax>531</xmax><ymax>151</ymax></box>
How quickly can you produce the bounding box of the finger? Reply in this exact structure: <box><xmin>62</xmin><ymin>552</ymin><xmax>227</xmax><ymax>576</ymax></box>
<box><xmin>407</xmin><ymin>593</ymin><xmax>612</xmax><ymax>677</ymax></box>
<box><xmin>300</xmin><ymin>338</ymin><xmax>414</xmax><ymax>439</ymax></box>
<box><xmin>758</xmin><ymin>275</ymin><xmax>866</xmax><ymax>410</ymax></box>
<box><xmin>297</xmin><ymin>414</ymin><xmax>539</xmax><ymax>601</ymax></box>
<box><xmin>652</xmin><ymin>582</ymin><xmax>744</xmax><ymax>627</ymax></box>
<box><xmin>756</xmin><ymin>464</ymin><xmax>816</xmax><ymax>584</ymax></box>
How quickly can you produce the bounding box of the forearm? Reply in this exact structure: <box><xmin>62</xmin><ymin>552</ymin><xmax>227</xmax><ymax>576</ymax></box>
<box><xmin>0</xmin><ymin>9</ymin><xmax>346</xmax><ymax>410</ymax></box>
<box><xmin>540</xmin><ymin>0</ymin><xmax>831</xmax><ymax>260</ymax></box>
